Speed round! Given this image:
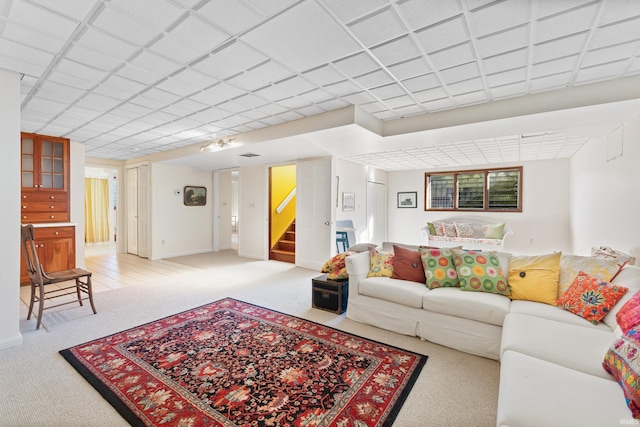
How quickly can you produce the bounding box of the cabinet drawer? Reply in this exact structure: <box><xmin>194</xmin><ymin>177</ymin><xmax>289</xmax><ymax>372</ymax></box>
<box><xmin>21</xmin><ymin>212</ymin><xmax>70</xmax><ymax>223</ymax></box>
<box><xmin>21</xmin><ymin>192</ymin><xmax>67</xmax><ymax>202</ymax></box>
<box><xmin>34</xmin><ymin>226</ymin><xmax>75</xmax><ymax>239</ymax></box>
<box><xmin>21</xmin><ymin>201</ymin><xmax>68</xmax><ymax>212</ymax></box>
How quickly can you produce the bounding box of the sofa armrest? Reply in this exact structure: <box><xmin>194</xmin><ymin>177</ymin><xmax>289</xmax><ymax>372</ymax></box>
<box><xmin>346</xmin><ymin>251</ymin><xmax>370</xmax><ymax>297</ymax></box>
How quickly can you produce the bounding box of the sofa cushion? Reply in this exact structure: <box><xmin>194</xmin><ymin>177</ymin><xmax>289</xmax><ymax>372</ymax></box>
<box><xmin>509</xmin><ymin>300</ymin><xmax>613</xmax><ymax>332</ymax></box>
<box><xmin>508</xmin><ymin>252</ymin><xmax>561</xmax><ymax>305</ymax></box>
<box><xmin>603</xmin><ymin>327</ymin><xmax>640</xmax><ymax>418</ymax></box>
<box><xmin>391</xmin><ymin>245</ymin><xmax>426</xmax><ymax>284</ymax></box>
<box><xmin>556</xmin><ymin>271</ymin><xmax>628</xmax><ymax>324</ymax></box>
<box><xmin>501</xmin><ymin>313</ymin><xmax>616</xmax><ymax>380</ymax></box>
<box><xmin>498</xmin><ymin>350</ymin><xmax>630</xmax><ymax>427</ymax></box>
<box><xmin>558</xmin><ymin>254</ymin><xmax>621</xmax><ymax>298</ymax></box>
<box><xmin>422</xmin><ymin>287</ymin><xmax>510</xmax><ymax>326</ymax></box>
<box><xmin>366</xmin><ymin>250</ymin><xmax>394</xmax><ymax>278</ymax></box>
<box><xmin>419</xmin><ymin>247</ymin><xmax>460</xmax><ymax>289</ymax></box>
<box><xmin>452</xmin><ymin>249</ymin><xmax>509</xmax><ymax>295</ymax></box>
<box><xmin>358</xmin><ymin>277</ymin><xmax>428</xmax><ymax>308</ymax></box>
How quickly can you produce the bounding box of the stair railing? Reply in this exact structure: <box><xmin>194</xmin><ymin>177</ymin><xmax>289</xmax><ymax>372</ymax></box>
<box><xmin>276</xmin><ymin>187</ymin><xmax>296</xmax><ymax>214</ymax></box>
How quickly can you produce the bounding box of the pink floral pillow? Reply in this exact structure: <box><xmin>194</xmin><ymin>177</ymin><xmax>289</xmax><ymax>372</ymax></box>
<box><xmin>438</xmin><ymin>222</ymin><xmax>457</xmax><ymax>237</ymax></box>
<box><xmin>617</xmin><ymin>291</ymin><xmax>640</xmax><ymax>333</ymax></box>
<box><xmin>433</xmin><ymin>222</ymin><xmax>445</xmax><ymax>236</ymax></box>
<box><xmin>556</xmin><ymin>271</ymin><xmax>628</xmax><ymax>324</ymax></box>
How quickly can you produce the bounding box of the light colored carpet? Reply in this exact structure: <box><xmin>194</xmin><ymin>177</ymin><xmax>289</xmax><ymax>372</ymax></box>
<box><xmin>1</xmin><ymin>251</ymin><xmax>499</xmax><ymax>426</ymax></box>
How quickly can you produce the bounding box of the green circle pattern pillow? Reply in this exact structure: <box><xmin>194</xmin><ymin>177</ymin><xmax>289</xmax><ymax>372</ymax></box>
<box><xmin>419</xmin><ymin>247</ymin><xmax>460</xmax><ymax>289</ymax></box>
<box><xmin>452</xmin><ymin>249</ymin><xmax>509</xmax><ymax>295</ymax></box>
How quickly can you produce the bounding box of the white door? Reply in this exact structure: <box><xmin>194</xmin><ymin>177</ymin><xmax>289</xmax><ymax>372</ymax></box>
<box><xmin>296</xmin><ymin>158</ymin><xmax>334</xmax><ymax>270</ymax></box>
<box><xmin>126</xmin><ymin>167</ymin><xmax>138</xmax><ymax>255</ymax></box>
<box><xmin>367</xmin><ymin>181</ymin><xmax>387</xmax><ymax>246</ymax></box>
<box><xmin>137</xmin><ymin>164</ymin><xmax>149</xmax><ymax>258</ymax></box>
<box><xmin>218</xmin><ymin>171</ymin><xmax>232</xmax><ymax>250</ymax></box>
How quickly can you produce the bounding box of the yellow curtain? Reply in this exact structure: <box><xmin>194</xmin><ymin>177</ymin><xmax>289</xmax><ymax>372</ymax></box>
<box><xmin>84</xmin><ymin>178</ymin><xmax>110</xmax><ymax>243</ymax></box>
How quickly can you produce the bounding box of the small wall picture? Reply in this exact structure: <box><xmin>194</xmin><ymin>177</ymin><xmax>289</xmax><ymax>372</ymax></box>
<box><xmin>184</xmin><ymin>185</ymin><xmax>207</xmax><ymax>206</ymax></box>
<box><xmin>342</xmin><ymin>192</ymin><xmax>355</xmax><ymax>211</ymax></box>
<box><xmin>397</xmin><ymin>191</ymin><xmax>417</xmax><ymax>208</ymax></box>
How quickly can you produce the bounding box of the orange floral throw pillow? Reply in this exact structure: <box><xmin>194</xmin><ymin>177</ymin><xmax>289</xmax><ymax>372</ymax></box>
<box><xmin>556</xmin><ymin>271</ymin><xmax>628</xmax><ymax>324</ymax></box>
<box><xmin>320</xmin><ymin>252</ymin><xmax>351</xmax><ymax>280</ymax></box>
<box><xmin>367</xmin><ymin>250</ymin><xmax>394</xmax><ymax>278</ymax></box>
<box><xmin>617</xmin><ymin>291</ymin><xmax>640</xmax><ymax>334</ymax></box>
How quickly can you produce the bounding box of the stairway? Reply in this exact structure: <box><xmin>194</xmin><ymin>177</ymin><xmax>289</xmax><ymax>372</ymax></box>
<box><xmin>270</xmin><ymin>222</ymin><xmax>295</xmax><ymax>263</ymax></box>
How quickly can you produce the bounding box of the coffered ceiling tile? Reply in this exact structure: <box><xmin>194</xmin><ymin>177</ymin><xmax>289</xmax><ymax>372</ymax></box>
<box><xmin>482</xmin><ymin>48</ymin><xmax>528</xmax><ymax>74</ymax></box>
<box><xmin>402</xmin><ymin>73</ymin><xmax>440</xmax><ymax>92</ymax></box>
<box><xmin>7</xmin><ymin>0</ymin><xmax>79</xmax><ymax>39</ymax></box>
<box><xmin>440</xmin><ymin>61</ymin><xmax>480</xmax><ymax>84</ymax></box>
<box><xmin>190</xmin><ymin>82</ymin><xmax>245</xmax><ymax>105</ymax></box>
<box><xmin>590</xmin><ymin>18</ymin><xmax>640</xmax><ymax>49</ymax></box>
<box><xmin>302</xmin><ymin>65</ymin><xmax>346</xmax><ymax>87</ymax></box>
<box><xmin>348</xmin><ymin>7</ymin><xmax>407</xmax><ymax>47</ymax></box>
<box><xmin>76</xmin><ymin>27</ymin><xmax>139</xmax><ymax>60</ymax></box>
<box><xmin>199</xmin><ymin>42</ymin><xmax>268</xmax><ymax>80</ymax></box>
<box><xmin>27</xmin><ymin>0</ymin><xmax>99</xmax><ymax>21</ymax></box>
<box><xmin>252</xmin><ymin>84</ymin><xmax>291</xmax><ymax>102</ymax></box>
<box><xmin>530</xmin><ymin>72</ymin><xmax>572</xmax><ymax>92</ymax></box>
<box><xmin>387</xmin><ymin>56</ymin><xmax>431</xmax><ymax>80</ymax></box>
<box><xmin>187</xmin><ymin>107</ymin><xmax>229</xmax><ymax>124</ymax></box>
<box><xmin>0</xmin><ymin>37</ymin><xmax>54</xmax><ymax>68</ymax></box>
<box><xmin>36</xmin><ymin>80</ymin><xmax>85</xmax><ymax>104</ymax></box>
<box><xmin>421</xmin><ymin>96</ymin><xmax>455</xmax><ymax>112</ymax></box>
<box><xmin>196</xmin><ymin>0</ymin><xmax>264</xmax><ymax>35</ymax></box>
<box><xmin>65</xmin><ymin>44</ymin><xmax>122</xmax><ymax>72</ymax></box>
<box><xmin>476</xmin><ymin>24</ymin><xmax>529</xmax><ymax>58</ymax></box>
<box><xmin>56</xmin><ymin>58</ymin><xmax>107</xmax><ymax>83</ymax></box>
<box><xmin>0</xmin><ymin>56</ymin><xmax>45</xmax><ymax>78</ymax></box>
<box><xmin>370</xmin><ymin>36</ymin><xmax>420</xmax><ymax>66</ymax></box>
<box><xmin>486</xmin><ymin>67</ymin><xmax>526</xmax><ymax>88</ymax></box>
<box><xmin>296</xmin><ymin>104</ymin><xmax>326</xmax><ymax>117</ymax></box>
<box><xmin>333</xmin><ymin>52</ymin><xmax>379</xmax><ymax>78</ymax></box>
<box><xmin>2</xmin><ymin>21</ymin><xmax>66</xmax><ymax>54</ymax></box>
<box><xmin>141</xmin><ymin>87</ymin><xmax>181</xmax><ymax>105</ymax></box>
<box><xmin>24</xmin><ymin>96</ymin><xmax>68</xmax><ymax>114</ymax></box>
<box><xmin>315</xmin><ymin>97</ymin><xmax>350</xmax><ymax>111</ymax></box>
<box><xmin>155</xmin><ymin>78</ymin><xmax>199</xmax><ymax>97</ymax></box>
<box><xmin>169</xmin><ymin>15</ymin><xmax>231</xmax><ymax>54</ymax></box>
<box><xmin>397</xmin><ymin>0</ymin><xmax>461</xmax><ymax>31</ymax></box>
<box><xmin>242</xmin><ymin>1</ymin><xmax>361</xmax><ymax>72</ymax></box>
<box><xmin>531</xmin><ymin>55</ymin><xmax>579</xmax><ymax>78</ymax></box>
<box><xmin>490</xmin><ymin>81</ymin><xmax>528</xmax><ymax>99</ymax></box>
<box><xmin>233</xmin><ymin>93</ymin><xmax>270</xmax><ymax>109</ymax></box>
<box><xmin>171</xmin><ymin>68</ymin><xmax>216</xmax><ymax>91</ymax></box>
<box><xmin>275</xmin><ymin>96</ymin><xmax>310</xmax><ymax>109</ymax></box>
<box><xmin>415</xmin><ymin>16</ymin><xmax>469</xmax><ymax>53</ymax></box>
<box><xmin>322</xmin><ymin>0</ymin><xmax>388</xmax><ymax>23</ymax></box>
<box><xmin>429</xmin><ymin>42</ymin><xmax>476</xmax><ymax>70</ymax></box>
<box><xmin>413</xmin><ymin>86</ymin><xmax>448</xmax><ymax>103</ymax></box>
<box><xmin>383</xmin><ymin>94</ymin><xmax>415</xmax><ymax>109</ymax></box>
<box><xmin>369</xmin><ymin>82</ymin><xmax>407</xmax><ymax>100</ymax></box>
<box><xmin>109</xmin><ymin>0</ymin><xmax>184</xmax><ymax>30</ymax></box>
<box><xmin>352</xmin><ymin>69</ymin><xmax>394</xmax><ymax>89</ymax></box>
<box><xmin>274</xmin><ymin>75</ymin><xmax>316</xmax><ymax>95</ymax></box>
<box><xmin>226</xmin><ymin>72</ymin><xmax>267</xmax><ymax>92</ymax></box>
<box><xmin>447</xmin><ymin>77</ymin><xmax>484</xmax><ymax>96</ymax></box>
<box><xmin>247</xmin><ymin>60</ymin><xmax>293</xmax><ymax>85</ymax></box>
<box><xmin>129</xmin><ymin>50</ymin><xmax>180</xmax><ymax>75</ymax></box>
<box><xmin>582</xmin><ymin>41</ymin><xmax>639</xmax><ymax>68</ymax></box>
<box><xmin>148</xmin><ymin>35</ymin><xmax>204</xmax><ymax>64</ymax></box>
<box><xmin>91</xmin><ymin>5</ymin><xmax>158</xmax><ymax>46</ymax></box>
<box><xmin>297</xmin><ymin>88</ymin><xmax>334</xmax><ymax>104</ymax></box>
<box><xmin>242</xmin><ymin>0</ymin><xmax>298</xmax><ymax>17</ymax></box>
<box><xmin>116</xmin><ymin>63</ymin><xmax>164</xmax><ymax>85</ymax></box>
<box><xmin>574</xmin><ymin>60</ymin><xmax>627</xmax><ymax>84</ymax></box>
<box><xmin>599</xmin><ymin>1</ymin><xmax>640</xmax><ymax>25</ymax></box>
<box><xmin>469</xmin><ymin>0</ymin><xmax>529</xmax><ymax>37</ymax></box>
<box><xmin>533</xmin><ymin>32</ymin><xmax>588</xmax><ymax>63</ymax></box>
<box><xmin>323</xmin><ymin>80</ymin><xmax>362</xmax><ymax>97</ymax></box>
<box><xmin>74</xmin><ymin>92</ymin><xmax>122</xmax><ymax>111</ymax></box>
<box><xmin>342</xmin><ymin>91</ymin><xmax>378</xmax><ymax>105</ymax></box>
<box><xmin>535</xmin><ymin>3</ymin><xmax>599</xmax><ymax>43</ymax></box>
<box><xmin>453</xmin><ymin>90</ymin><xmax>488</xmax><ymax>106</ymax></box>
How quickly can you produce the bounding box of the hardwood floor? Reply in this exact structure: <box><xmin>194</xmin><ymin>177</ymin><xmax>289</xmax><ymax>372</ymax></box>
<box><xmin>19</xmin><ymin>243</ymin><xmax>202</xmax><ymax>309</ymax></box>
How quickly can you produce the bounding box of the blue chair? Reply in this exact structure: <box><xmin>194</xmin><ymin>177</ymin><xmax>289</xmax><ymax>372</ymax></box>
<box><xmin>336</xmin><ymin>231</ymin><xmax>349</xmax><ymax>253</ymax></box>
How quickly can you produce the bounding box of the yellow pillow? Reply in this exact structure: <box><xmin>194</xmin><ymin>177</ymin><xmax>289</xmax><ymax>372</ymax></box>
<box><xmin>367</xmin><ymin>250</ymin><xmax>394</xmax><ymax>278</ymax></box>
<box><xmin>508</xmin><ymin>252</ymin><xmax>562</xmax><ymax>305</ymax></box>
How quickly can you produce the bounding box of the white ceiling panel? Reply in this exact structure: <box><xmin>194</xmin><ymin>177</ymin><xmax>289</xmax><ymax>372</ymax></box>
<box><xmin>7</xmin><ymin>0</ymin><xmax>640</xmax><ymax>165</ymax></box>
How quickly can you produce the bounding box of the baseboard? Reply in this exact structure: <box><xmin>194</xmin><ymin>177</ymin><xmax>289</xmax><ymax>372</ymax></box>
<box><xmin>0</xmin><ymin>333</ymin><xmax>23</xmax><ymax>350</ymax></box>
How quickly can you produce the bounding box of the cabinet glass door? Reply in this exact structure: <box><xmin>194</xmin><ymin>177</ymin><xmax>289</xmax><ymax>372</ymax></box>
<box><xmin>41</xmin><ymin>139</ymin><xmax>65</xmax><ymax>189</ymax></box>
<box><xmin>21</xmin><ymin>137</ymin><xmax>34</xmax><ymax>188</ymax></box>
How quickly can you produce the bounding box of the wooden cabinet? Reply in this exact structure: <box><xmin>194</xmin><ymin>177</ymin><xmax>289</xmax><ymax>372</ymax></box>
<box><xmin>21</xmin><ymin>132</ymin><xmax>70</xmax><ymax>223</ymax></box>
<box><xmin>20</xmin><ymin>225</ymin><xmax>75</xmax><ymax>285</ymax></box>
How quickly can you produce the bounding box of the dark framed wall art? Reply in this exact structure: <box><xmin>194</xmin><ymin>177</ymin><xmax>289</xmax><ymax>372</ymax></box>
<box><xmin>397</xmin><ymin>191</ymin><xmax>417</xmax><ymax>208</ymax></box>
<box><xmin>184</xmin><ymin>186</ymin><xmax>207</xmax><ymax>206</ymax></box>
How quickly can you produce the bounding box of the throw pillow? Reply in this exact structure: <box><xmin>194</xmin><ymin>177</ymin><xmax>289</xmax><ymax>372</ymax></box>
<box><xmin>391</xmin><ymin>245</ymin><xmax>426</xmax><ymax>284</ymax></box>
<box><xmin>557</xmin><ymin>271</ymin><xmax>628</xmax><ymax>324</ymax></box>
<box><xmin>419</xmin><ymin>247</ymin><xmax>460</xmax><ymax>289</ymax></box>
<box><xmin>441</xmin><ymin>222</ymin><xmax>457</xmax><ymax>237</ymax></box>
<box><xmin>483</xmin><ymin>223</ymin><xmax>505</xmax><ymax>239</ymax></box>
<box><xmin>617</xmin><ymin>291</ymin><xmax>640</xmax><ymax>334</ymax></box>
<box><xmin>454</xmin><ymin>222</ymin><xmax>476</xmax><ymax>238</ymax></box>
<box><xmin>426</xmin><ymin>222</ymin><xmax>436</xmax><ymax>235</ymax></box>
<box><xmin>603</xmin><ymin>327</ymin><xmax>640</xmax><ymax>418</ymax></box>
<box><xmin>320</xmin><ymin>252</ymin><xmax>350</xmax><ymax>274</ymax></box>
<box><xmin>592</xmin><ymin>246</ymin><xmax>636</xmax><ymax>267</ymax></box>
<box><xmin>347</xmin><ymin>243</ymin><xmax>377</xmax><ymax>253</ymax></box>
<box><xmin>558</xmin><ymin>254</ymin><xmax>622</xmax><ymax>298</ymax></box>
<box><xmin>508</xmin><ymin>252</ymin><xmax>562</xmax><ymax>305</ymax></box>
<box><xmin>433</xmin><ymin>222</ymin><xmax>445</xmax><ymax>236</ymax></box>
<box><xmin>451</xmin><ymin>249</ymin><xmax>509</xmax><ymax>295</ymax></box>
<box><xmin>367</xmin><ymin>250</ymin><xmax>394</xmax><ymax>278</ymax></box>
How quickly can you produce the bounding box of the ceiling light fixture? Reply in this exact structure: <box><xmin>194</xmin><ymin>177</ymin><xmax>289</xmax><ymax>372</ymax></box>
<box><xmin>200</xmin><ymin>137</ymin><xmax>235</xmax><ymax>152</ymax></box>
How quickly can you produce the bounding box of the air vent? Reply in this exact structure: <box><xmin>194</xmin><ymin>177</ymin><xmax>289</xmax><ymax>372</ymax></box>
<box><xmin>239</xmin><ymin>153</ymin><xmax>261</xmax><ymax>158</ymax></box>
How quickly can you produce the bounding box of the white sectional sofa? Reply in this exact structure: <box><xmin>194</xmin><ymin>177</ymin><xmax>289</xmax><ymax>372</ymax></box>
<box><xmin>344</xmin><ymin>247</ymin><xmax>640</xmax><ymax>426</ymax></box>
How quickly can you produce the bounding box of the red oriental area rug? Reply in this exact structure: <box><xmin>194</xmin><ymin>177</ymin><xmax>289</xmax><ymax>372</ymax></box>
<box><xmin>60</xmin><ymin>298</ymin><xmax>426</xmax><ymax>427</ymax></box>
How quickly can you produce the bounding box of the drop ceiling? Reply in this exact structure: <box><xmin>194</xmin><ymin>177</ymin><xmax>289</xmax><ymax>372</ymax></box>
<box><xmin>2</xmin><ymin>0</ymin><xmax>640</xmax><ymax>171</ymax></box>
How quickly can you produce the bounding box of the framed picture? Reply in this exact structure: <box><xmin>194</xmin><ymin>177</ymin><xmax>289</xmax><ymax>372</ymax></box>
<box><xmin>184</xmin><ymin>185</ymin><xmax>207</xmax><ymax>206</ymax></box>
<box><xmin>342</xmin><ymin>192</ymin><xmax>355</xmax><ymax>211</ymax></box>
<box><xmin>397</xmin><ymin>191</ymin><xmax>417</xmax><ymax>208</ymax></box>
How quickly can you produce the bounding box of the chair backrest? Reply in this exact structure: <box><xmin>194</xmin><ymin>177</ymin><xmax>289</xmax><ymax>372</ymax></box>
<box><xmin>21</xmin><ymin>224</ymin><xmax>45</xmax><ymax>285</ymax></box>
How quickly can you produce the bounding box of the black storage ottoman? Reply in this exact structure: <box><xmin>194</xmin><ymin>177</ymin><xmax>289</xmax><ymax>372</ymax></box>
<box><xmin>312</xmin><ymin>274</ymin><xmax>349</xmax><ymax>314</ymax></box>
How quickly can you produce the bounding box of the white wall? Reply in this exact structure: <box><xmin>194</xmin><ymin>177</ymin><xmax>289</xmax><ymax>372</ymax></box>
<box><xmin>237</xmin><ymin>164</ymin><xmax>267</xmax><ymax>259</ymax></box>
<box><xmin>335</xmin><ymin>159</ymin><xmax>387</xmax><ymax>244</ymax></box>
<box><xmin>0</xmin><ymin>70</ymin><xmax>22</xmax><ymax>350</ymax></box>
<box><xmin>570</xmin><ymin>112</ymin><xmax>640</xmax><ymax>260</ymax></box>
<box><xmin>150</xmin><ymin>163</ymin><xmax>214</xmax><ymax>259</ymax></box>
<box><xmin>387</xmin><ymin>159</ymin><xmax>572</xmax><ymax>255</ymax></box>
<box><xmin>71</xmin><ymin>142</ymin><xmax>86</xmax><ymax>267</ymax></box>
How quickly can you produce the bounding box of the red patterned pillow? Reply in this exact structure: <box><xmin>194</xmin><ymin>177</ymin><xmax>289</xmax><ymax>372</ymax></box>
<box><xmin>320</xmin><ymin>253</ymin><xmax>350</xmax><ymax>274</ymax></box>
<box><xmin>556</xmin><ymin>271</ymin><xmax>628</xmax><ymax>324</ymax></box>
<box><xmin>617</xmin><ymin>291</ymin><xmax>640</xmax><ymax>333</ymax></box>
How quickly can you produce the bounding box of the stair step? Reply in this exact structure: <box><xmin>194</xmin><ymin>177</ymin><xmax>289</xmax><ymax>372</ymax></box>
<box><xmin>271</xmin><ymin>249</ymin><xmax>295</xmax><ymax>263</ymax></box>
<box><xmin>285</xmin><ymin>230</ymin><xmax>296</xmax><ymax>241</ymax></box>
<box><xmin>277</xmin><ymin>240</ymin><xmax>295</xmax><ymax>251</ymax></box>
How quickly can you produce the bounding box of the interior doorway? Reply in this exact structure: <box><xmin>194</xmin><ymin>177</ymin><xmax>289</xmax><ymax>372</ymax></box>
<box><xmin>269</xmin><ymin>165</ymin><xmax>296</xmax><ymax>263</ymax></box>
<box><xmin>84</xmin><ymin>165</ymin><xmax>121</xmax><ymax>257</ymax></box>
<box><xmin>366</xmin><ymin>180</ymin><xmax>387</xmax><ymax>247</ymax></box>
<box><xmin>125</xmin><ymin>164</ymin><xmax>149</xmax><ymax>258</ymax></box>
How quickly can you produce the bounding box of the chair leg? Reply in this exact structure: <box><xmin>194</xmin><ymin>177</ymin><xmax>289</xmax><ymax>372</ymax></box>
<box><xmin>87</xmin><ymin>276</ymin><xmax>97</xmax><ymax>314</ymax></box>
<box><xmin>27</xmin><ymin>282</ymin><xmax>36</xmax><ymax>320</ymax></box>
<box><xmin>36</xmin><ymin>283</ymin><xmax>45</xmax><ymax>330</ymax></box>
<box><xmin>75</xmin><ymin>278</ymin><xmax>83</xmax><ymax>307</ymax></box>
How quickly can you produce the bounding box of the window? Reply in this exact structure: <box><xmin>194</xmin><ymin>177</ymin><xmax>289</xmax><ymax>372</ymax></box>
<box><xmin>425</xmin><ymin>167</ymin><xmax>522</xmax><ymax>212</ymax></box>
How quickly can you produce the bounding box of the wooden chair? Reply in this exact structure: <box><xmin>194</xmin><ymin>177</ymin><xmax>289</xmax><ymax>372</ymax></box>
<box><xmin>20</xmin><ymin>224</ymin><xmax>96</xmax><ymax>329</ymax></box>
